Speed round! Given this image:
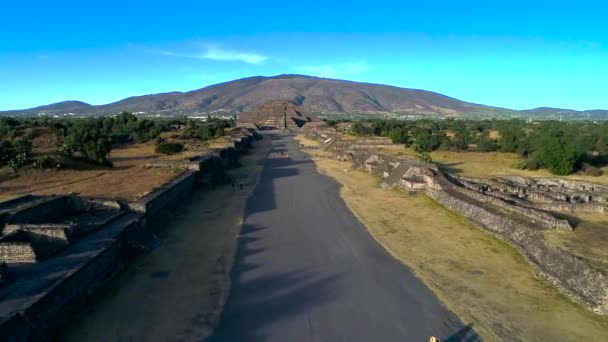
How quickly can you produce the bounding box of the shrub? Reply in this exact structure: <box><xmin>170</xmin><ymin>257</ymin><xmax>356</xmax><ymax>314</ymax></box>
<box><xmin>0</xmin><ymin>139</ymin><xmax>32</xmax><ymax>170</ymax></box>
<box><xmin>477</xmin><ymin>136</ymin><xmax>498</xmax><ymax>152</ymax></box>
<box><xmin>0</xmin><ymin>140</ymin><xmax>14</xmax><ymax>166</ymax></box>
<box><xmin>418</xmin><ymin>152</ymin><xmax>433</xmax><ymax>163</ymax></box>
<box><xmin>155</xmin><ymin>142</ymin><xmax>184</xmax><ymax>155</ymax></box>
<box><xmin>8</xmin><ymin>152</ymin><xmax>28</xmax><ymax>170</ymax></box>
<box><xmin>512</xmin><ymin>159</ymin><xmax>527</xmax><ymax>170</ymax></box>
<box><xmin>582</xmin><ymin>163</ymin><xmax>603</xmax><ymax>177</ymax></box>
<box><xmin>526</xmin><ymin>159</ymin><xmax>539</xmax><ymax>170</ymax></box>
<box><xmin>33</xmin><ymin>156</ymin><xmax>61</xmax><ymax>169</ymax></box>
<box><xmin>351</xmin><ymin>122</ymin><xmax>372</xmax><ymax>136</ymax></box>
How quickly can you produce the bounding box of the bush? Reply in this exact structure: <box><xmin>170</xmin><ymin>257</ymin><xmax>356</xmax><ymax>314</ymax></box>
<box><xmin>155</xmin><ymin>142</ymin><xmax>184</xmax><ymax>155</ymax></box>
<box><xmin>526</xmin><ymin>159</ymin><xmax>539</xmax><ymax>170</ymax></box>
<box><xmin>582</xmin><ymin>163</ymin><xmax>603</xmax><ymax>177</ymax></box>
<box><xmin>477</xmin><ymin>136</ymin><xmax>498</xmax><ymax>152</ymax></box>
<box><xmin>351</xmin><ymin>122</ymin><xmax>372</xmax><ymax>136</ymax></box>
<box><xmin>33</xmin><ymin>156</ymin><xmax>61</xmax><ymax>169</ymax></box>
<box><xmin>418</xmin><ymin>152</ymin><xmax>433</xmax><ymax>163</ymax></box>
<box><xmin>0</xmin><ymin>140</ymin><xmax>14</xmax><ymax>166</ymax></box>
<box><xmin>512</xmin><ymin>159</ymin><xmax>527</xmax><ymax>170</ymax></box>
<box><xmin>0</xmin><ymin>139</ymin><xmax>32</xmax><ymax>170</ymax></box>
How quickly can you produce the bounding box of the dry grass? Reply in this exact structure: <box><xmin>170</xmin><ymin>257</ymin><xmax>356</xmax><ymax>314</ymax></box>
<box><xmin>293</xmin><ymin>135</ymin><xmax>321</xmax><ymax>148</ymax></box>
<box><xmin>305</xmin><ymin>148</ymin><xmax>608</xmax><ymax>341</ymax></box>
<box><xmin>0</xmin><ymin>142</ymin><xmax>180</xmax><ymax>202</ymax></box>
<box><xmin>545</xmin><ymin>212</ymin><xmax>608</xmax><ymax>273</ymax></box>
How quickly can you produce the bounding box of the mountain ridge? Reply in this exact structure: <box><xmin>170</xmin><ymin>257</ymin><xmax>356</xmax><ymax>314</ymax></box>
<box><xmin>2</xmin><ymin>75</ymin><xmax>606</xmax><ymax>120</ymax></box>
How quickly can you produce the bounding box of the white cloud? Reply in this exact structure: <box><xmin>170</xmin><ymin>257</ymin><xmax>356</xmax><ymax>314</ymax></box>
<box><xmin>202</xmin><ymin>47</ymin><xmax>267</xmax><ymax>64</ymax></box>
<box><xmin>297</xmin><ymin>62</ymin><xmax>370</xmax><ymax>78</ymax></box>
<box><xmin>155</xmin><ymin>45</ymin><xmax>268</xmax><ymax>65</ymax></box>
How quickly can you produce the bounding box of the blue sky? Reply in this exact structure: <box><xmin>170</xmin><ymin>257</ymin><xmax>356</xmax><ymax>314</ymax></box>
<box><xmin>1</xmin><ymin>0</ymin><xmax>606</xmax><ymax>111</ymax></box>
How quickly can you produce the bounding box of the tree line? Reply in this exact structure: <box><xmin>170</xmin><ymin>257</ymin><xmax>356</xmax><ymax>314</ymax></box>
<box><xmin>0</xmin><ymin>113</ymin><xmax>235</xmax><ymax>170</ymax></box>
<box><xmin>333</xmin><ymin>119</ymin><xmax>608</xmax><ymax>176</ymax></box>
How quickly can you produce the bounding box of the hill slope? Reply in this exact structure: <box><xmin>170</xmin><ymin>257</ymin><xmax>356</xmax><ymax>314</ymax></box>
<box><xmin>2</xmin><ymin>75</ymin><xmax>606</xmax><ymax>119</ymax></box>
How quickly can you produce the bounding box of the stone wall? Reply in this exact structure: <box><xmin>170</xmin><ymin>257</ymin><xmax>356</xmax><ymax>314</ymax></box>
<box><xmin>127</xmin><ymin>171</ymin><xmax>198</xmax><ymax>216</ymax></box>
<box><xmin>428</xmin><ymin>188</ymin><xmax>608</xmax><ymax>314</ymax></box>
<box><xmin>20</xmin><ymin>221</ymin><xmax>134</xmax><ymax>339</ymax></box>
<box><xmin>446</xmin><ymin>182</ymin><xmax>572</xmax><ymax>230</ymax></box>
<box><xmin>531</xmin><ymin>202</ymin><xmax>608</xmax><ymax>215</ymax></box>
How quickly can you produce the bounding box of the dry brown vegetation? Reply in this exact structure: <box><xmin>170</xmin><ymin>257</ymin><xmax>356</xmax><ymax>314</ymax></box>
<box><xmin>545</xmin><ymin>212</ymin><xmax>608</xmax><ymax>273</ymax></box>
<box><xmin>0</xmin><ymin>142</ymin><xmax>180</xmax><ymax>202</ymax></box>
<box><xmin>301</xmin><ymin>142</ymin><xmax>608</xmax><ymax>341</ymax></box>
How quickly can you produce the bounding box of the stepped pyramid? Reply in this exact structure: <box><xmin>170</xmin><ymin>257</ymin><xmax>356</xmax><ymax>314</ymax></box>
<box><xmin>237</xmin><ymin>99</ymin><xmax>320</xmax><ymax>130</ymax></box>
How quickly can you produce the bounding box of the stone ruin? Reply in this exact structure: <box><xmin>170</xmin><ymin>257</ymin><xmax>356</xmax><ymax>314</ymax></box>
<box><xmin>146</xmin><ymin>127</ymin><xmax>260</xmax><ymax>172</ymax></box>
<box><xmin>0</xmin><ymin>195</ymin><xmax>125</xmax><ymax>264</ymax></box>
<box><xmin>449</xmin><ymin>175</ymin><xmax>608</xmax><ymax>216</ymax></box>
<box><xmin>0</xmin><ymin>127</ymin><xmax>260</xmax><ymax>340</ymax></box>
<box><xmin>303</xmin><ymin>124</ymin><xmax>608</xmax><ymax>315</ymax></box>
<box><xmin>237</xmin><ymin>99</ymin><xmax>320</xmax><ymax>130</ymax></box>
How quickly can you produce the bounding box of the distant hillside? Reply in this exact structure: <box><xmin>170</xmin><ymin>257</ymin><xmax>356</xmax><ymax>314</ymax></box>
<box><xmin>2</xmin><ymin>75</ymin><xmax>606</xmax><ymax>120</ymax></box>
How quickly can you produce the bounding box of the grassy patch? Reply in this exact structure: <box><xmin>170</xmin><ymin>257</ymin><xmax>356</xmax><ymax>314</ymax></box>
<box><xmin>307</xmin><ymin>151</ymin><xmax>608</xmax><ymax>341</ymax></box>
<box><xmin>545</xmin><ymin>212</ymin><xmax>608</xmax><ymax>273</ymax></box>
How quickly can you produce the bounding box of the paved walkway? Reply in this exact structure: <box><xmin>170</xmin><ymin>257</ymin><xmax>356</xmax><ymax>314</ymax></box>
<box><xmin>209</xmin><ymin>132</ymin><xmax>472</xmax><ymax>342</ymax></box>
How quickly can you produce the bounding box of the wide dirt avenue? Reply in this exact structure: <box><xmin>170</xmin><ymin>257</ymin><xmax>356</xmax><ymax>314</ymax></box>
<box><xmin>209</xmin><ymin>132</ymin><xmax>470</xmax><ymax>341</ymax></box>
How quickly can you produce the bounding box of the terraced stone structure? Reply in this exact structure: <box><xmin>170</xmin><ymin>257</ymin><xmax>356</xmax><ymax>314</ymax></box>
<box><xmin>304</xmin><ymin>125</ymin><xmax>608</xmax><ymax>315</ymax></box>
<box><xmin>0</xmin><ymin>196</ymin><xmax>124</xmax><ymax>263</ymax></box>
<box><xmin>237</xmin><ymin>99</ymin><xmax>320</xmax><ymax>129</ymax></box>
<box><xmin>0</xmin><ymin>131</ymin><xmax>261</xmax><ymax>340</ymax></box>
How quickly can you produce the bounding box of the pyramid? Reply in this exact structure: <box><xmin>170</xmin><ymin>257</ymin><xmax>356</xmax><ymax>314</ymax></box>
<box><xmin>237</xmin><ymin>100</ymin><xmax>320</xmax><ymax>130</ymax></box>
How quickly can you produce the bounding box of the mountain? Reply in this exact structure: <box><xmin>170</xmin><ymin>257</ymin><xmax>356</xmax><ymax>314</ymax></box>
<box><xmin>16</xmin><ymin>101</ymin><xmax>94</xmax><ymax>114</ymax></box>
<box><xmin>1</xmin><ymin>75</ymin><xmax>606</xmax><ymax>120</ymax></box>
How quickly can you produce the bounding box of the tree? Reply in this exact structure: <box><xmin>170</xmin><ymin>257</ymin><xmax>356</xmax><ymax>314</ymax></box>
<box><xmin>451</xmin><ymin>127</ymin><xmax>471</xmax><ymax>150</ymax></box>
<box><xmin>477</xmin><ymin>133</ymin><xmax>498</xmax><ymax>152</ymax></box>
<box><xmin>498</xmin><ymin>125</ymin><xmax>524</xmax><ymax>153</ymax></box>
<box><xmin>532</xmin><ymin>128</ymin><xmax>580</xmax><ymax>175</ymax></box>
<box><xmin>64</xmin><ymin>119</ymin><xmax>112</xmax><ymax>164</ymax></box>
<box><xmin>388</xmin><ymin>127</ymin><xmax>409</xmax><ymax>144</ymax></box>
<box><xmin>413</xmin><ymin>129</ymin><xmax>441</xmax><ymax>152</ymax></box>
<box><xmin>351</xmin><ymin>122</ymin><xmax>372</xmax><ymax>136</ymax></box>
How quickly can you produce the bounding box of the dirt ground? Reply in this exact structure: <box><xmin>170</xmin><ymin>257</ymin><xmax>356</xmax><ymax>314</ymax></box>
<box><xmin>0</xmin><ymin>142</ymin><xmax>180</xmax><ymax>202</ymax></box>
<box><xmin>60</xmin><ymin>137</ymin><xmax>271</xmax><ymax>342</ymax></box>
<box><xmin>303</xmin><ymin>145</ymin><xmax>608</xmax><ymax>341</ymax></box>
